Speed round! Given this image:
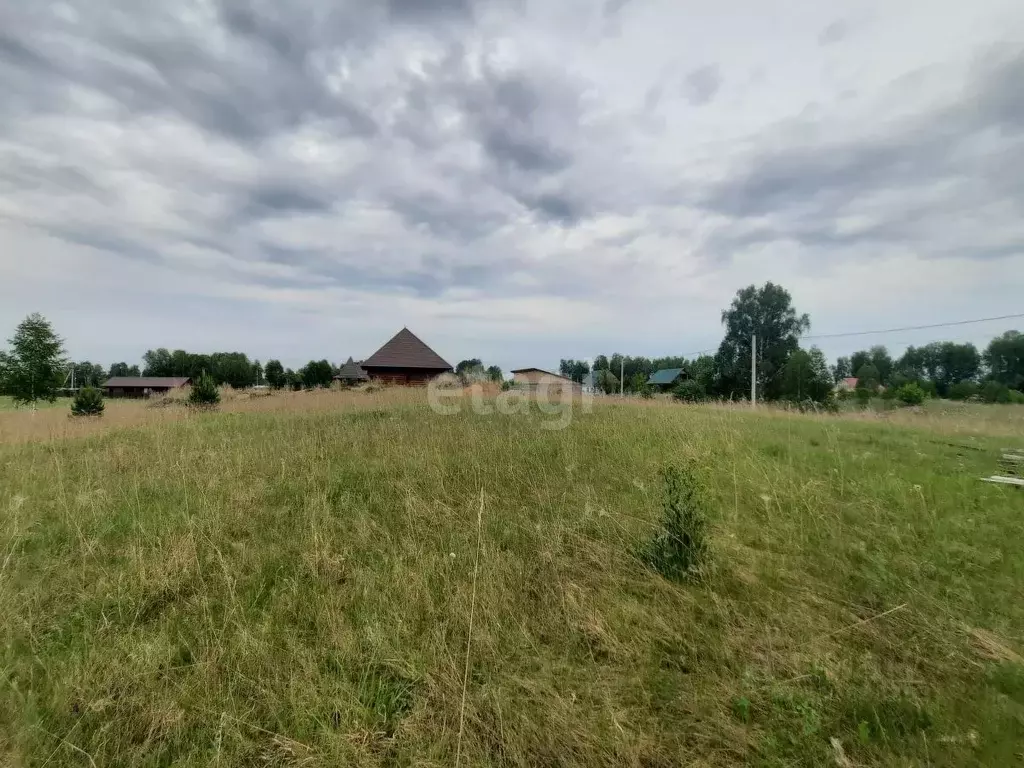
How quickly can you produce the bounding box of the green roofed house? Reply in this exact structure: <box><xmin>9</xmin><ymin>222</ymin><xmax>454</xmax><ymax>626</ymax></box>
<box><xmin>648</xmin><ymin>367</ymin><xmax>687</xmax><ymax>391</ymax></box>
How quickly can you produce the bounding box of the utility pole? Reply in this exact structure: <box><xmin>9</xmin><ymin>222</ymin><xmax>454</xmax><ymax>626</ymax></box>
<box><xmin>751</xmin><ymin>334</ymin><xmax>757</xmax><ymax>408</ymax></box>
<box><xmin>620</xmin><ymin>358</ymin><xmax>624</xmax><ymax>396</ymax></box>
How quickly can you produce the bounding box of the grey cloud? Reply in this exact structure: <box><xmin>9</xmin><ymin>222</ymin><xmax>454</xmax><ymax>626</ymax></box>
<box><xmin>386</xmin><ymin>0</ymin><xmax>472</xmax><ymax>22</ymax></box>
<box><xmin>244</xmin><ymin>184</ymin><xmax>335</xmax><ymax>216</ymax></box>
<box><xmin>0</xmin><ymin>3</ymin><xmax>377</xmax><ymax>143</ymax></box>
<box><xmin>702</xmin><ymin>53</ymin><xmax>1024</xmax><ymax>257</ymax></box>
<box><xmin>390</xmin><ymin>43</ymin><xmax>595</xmax><ymax>225</ymax></box>
<box><xmin>683</xmin><ymin>65</ymin><xmax>722</xmax><ymax>106</ymax></box>
<box><xmin>818</xmin><ymin>20</ymin><xmax>849</xmax><ymax>46</ymax></box>
<box><xmin>524</xmin><ymin>193</ymin><xmax>583</xmax><ymax>225</ymax></box>
<box><xmin>603</xmin><ymin>0</ymin><xmax>633</xmax><ymax>17</ymax></box>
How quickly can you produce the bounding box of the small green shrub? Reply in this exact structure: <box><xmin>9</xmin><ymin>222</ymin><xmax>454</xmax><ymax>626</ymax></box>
<box><xmin>1009</xmin><ymin>388</ymin><xmax>1024</xmax><ymax>405</ymax></box>
<box><xmin>895</xmin><ymin>382</ymin><xmax>926</xmax><ymax>406</ymax></box>
<box><xmin>981</xmin><ymin>380</ymin><xmax>1011</xmax><ymax>404</ymax></box>
<box><xmin>948</xmin><ymin>381</ymin><xmax>979</xmax><ymax>401</ymax></box>
<box><xmin>672</xmin><ymin>379</ymin><xmax>706</xmax><ymax>403</ymax></box>
<box><xmin>70</xmin><ymin>386</ymin><xmax>104</xmax><ymax>417</ymax></box>
<box><xmin>732</xmin><ymin>696</ymin><xmax>752</xmax><ymax>723</ymax></box>
<box><xmin>642</xmin><ymin>464</ymin><xmax>709</xmax><ymax>581</ymax></box>
<box><xmin>188</xmin><ymin>371</ymin><xmax>221</xmax><ymax>408</ymax></box>
<box><xmin>854</xmin><ymin>387</ymin><xmax>873</xmax><ymax>408</ymax></box>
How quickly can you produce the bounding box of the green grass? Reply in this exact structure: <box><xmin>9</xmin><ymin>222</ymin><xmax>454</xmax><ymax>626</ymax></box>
<box><xmin>1</xmin><ymin>400</ymin><xmax>1023</xmax><ymax>765</ymax></box>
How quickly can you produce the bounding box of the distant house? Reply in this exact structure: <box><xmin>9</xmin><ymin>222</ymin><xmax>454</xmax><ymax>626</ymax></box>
<box><xmin>581</xmin><ymin>370</ymin><xmax>600</xmax><ymax>395</ymax></box>
<box><xmin>103</xmin><ymin>376</ymin><xmax>191</xmax><ymax>398</ymax></box>
<box><xmin>647</xmin><ymin>368</ymin><xmax>687</xmax><ymax>391</ymax></box>
<box><xmin>361</xmin><ymin>328</ymin><xmax>453</xmax><ymax>385</ymax></box>
<box><xmin>510</xmin><ymin>368</ymin><xmax>582</xmax><ymax>395</ymax></box>
<box><xmin>333</xmin><ymin>357</ymin><xmax>369</xmax><ymax>385</ymax></box>
<box><xmin>837</xmin><ymin>377</ymin><xmax>859</xmax><ymax>391</ymax></box>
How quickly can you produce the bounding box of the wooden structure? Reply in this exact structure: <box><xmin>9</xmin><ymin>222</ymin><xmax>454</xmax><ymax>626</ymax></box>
<box><xmin>103</xmin><ymin>376</ymin><xmax>191</xmax><ymax>398</ymax></box>
<box><xmin>361</xmin><ymin>328</ymin><xmax>452</xmax><ymax>385</ymax></box>
<box><xmin>333</xmin><ymin>357</ymin><xmax>369</xmax><ymax>385</ymax></box>
<box><xmin>982</xmin><ymin>452</ymin><xmax>1024</xmax><ymax>488</ymax></box>
<box><xmin>510</xmin><ymin>368</ymin><xmax>582</xmax><ymax>395</ymax></box>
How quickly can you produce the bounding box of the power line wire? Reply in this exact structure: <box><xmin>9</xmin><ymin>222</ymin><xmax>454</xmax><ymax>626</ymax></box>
<box><xmin>615</xmin><ymin>312</ymin><xmax>1022</xmax><ymax>362</ymax></box>
<box><xmin>803</xmin><ymin>312</ymin><xmax>1024</xmax><ymax>341</ymax></box>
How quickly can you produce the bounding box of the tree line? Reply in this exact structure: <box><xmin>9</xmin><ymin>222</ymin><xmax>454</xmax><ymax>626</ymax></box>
<box><xmin>3</xmin><ymin>299</ymin><xmax>1023</xmax><ymax>407</ymax></box>
<box><xmin>833</xmin><ymin>335</ymin><xmax>1024</xmax><ymax>401</ymax></box>
<box><xmin>557</xmin><ymin>283</ymin><xmax>1024</xmax><ymax>405</ymax></box>
<box><xmin>0</xmin><ymin>314</ymin><xmax>384</xmax><ymax>404</ymax></box>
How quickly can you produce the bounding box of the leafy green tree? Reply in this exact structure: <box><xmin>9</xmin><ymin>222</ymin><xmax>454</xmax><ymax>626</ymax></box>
<box><xmin>70</xmin><ymin>386</ymin><xmax>105</xmax><ymax>417</ymax></box>
<box><xmin>596</xmin><ymin>369</ymin><xmax>619</xmax><ymax>395</ymax></box>
<box><xmin>558</xmin><ymin>359</ymin><xmax>590</xmax><ymax>383</ymax></box>
<box><xmin>688</xmin><ymin>355</ymin><xmax>718</xmax><ymax>394</ymax></box>
<box><xmin>70</xmin><ymin>361</ymin><xmax>106</xmax><ymax>387</ymax></box>
<box><xmin>855</xmin><ymin>363</ymin><xmax>881</xmax><ymax>392</ymax></box>
<box><xmin>897</xmin><ymin>342</ymin><xmax>981</xmax><ymax>395</ymax></box>
<box><xmin>673</xmin><ymin>379</ymin><xmax>707</xmax><ymax>403</ymax></box>
<box><xmin>948</xmin><ymin>381</ymin><xmax>979</xmax><ymax>401</ymax></box>
<box><xmin>984</xmin><ymin>331</ymin><xmax>1024</xmax><ymax>390</ymax></box>
<box><xmin>211</xmin><ymin>352</ymin><xmax>256</xmax><ymax>388</ymax></box>
<box><xmin>300</xmin><ymin>360</ymin><xmax>334</xmax><ymax>389</ymax></box>
<box><xmin>895</xmin><ymin>382</ymin><xmax>926</xmax><ymax>406</ymax></box>
<box><xmin>849</xmin><ymin>346</ymin><xmax>893</xmax><ymax>385</ymax></box>
<box><xmin>455</xmin><ymin>359</ymin><xmax>483</xmax><ymax>376</ymax></box>
<box><xmin>715</xmin><ymin>282</ymin><xmax>810</xmax><ymax>401</ymax></box>
<box><xmin>780</xmin><ymin>347</ymin><xmax>834</xmax><ymax>404</ymax></box>
<box><xmin>107</xmin><ymin>362</ymin><xmax>140</xmax><ymax>378</ymax></box>
<box><xmin>629</xmin><ymin>371</ymin><xmax>652</xmax><ymax>397</ymax></box>
<box><xmin>0</xmin><ymin>313</ymin><xmax>68</xmax><ymax>405</ymax></box>
<box><xmin>264</xmin><ymin>360</ymin><xmax>286</xmax><ymax>389</ymax></box>
<box><xmin>142</xmin><ymin>348</ymin><xmax>173</xmax><ymax>377</ymax></box>
<box><xmin>485</xmin><ymin>365</ymin><xmax>503</xmax><ymax>382</ymax></box>
<box><xmin>834</xmin><ymin>356</ymin><xmax>852</xmax><ymax>382</ymax></box>
<box><xmin>189</xmin><ymin>371</ymin><xmax>220</xmax><ymax>407</ymax></box>
<box><xmin>980</xmin><ymin>380</ymin><xmax>1011</xmax><ymax>404</ymax></box>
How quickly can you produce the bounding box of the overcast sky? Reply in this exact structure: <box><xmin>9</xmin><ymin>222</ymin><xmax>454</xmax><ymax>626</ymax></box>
<box><xmin>1</xmin><ymin>0</ymin><xmax>1022</xmax><ymax>372</ymax></box>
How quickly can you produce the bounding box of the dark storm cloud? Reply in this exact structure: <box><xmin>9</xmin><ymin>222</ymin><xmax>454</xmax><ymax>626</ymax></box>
<box><xmin>0</xmin><ymin>3</ymin><xmax>379</xmax><ymax>143</ymax></box>
<box><xmin>682</xmin><ymin>65</ymin><xmax>722</xmax><ymax>106</ymax></box>
<box><xmin>702</xmin><ymin>53</ymin><xmax>1024</xmax><ymax>254</ymax></box>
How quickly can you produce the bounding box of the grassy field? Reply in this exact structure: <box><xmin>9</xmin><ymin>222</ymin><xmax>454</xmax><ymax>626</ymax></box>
<box><xmin>0</xmin><ymin>395</ymin><xmax>70</xmax><ymax>412</ymax></box>
<box><xmin>1</xmin><ymin>391</ymin><xmax>1023</xmax><ymax>766</ymax></box>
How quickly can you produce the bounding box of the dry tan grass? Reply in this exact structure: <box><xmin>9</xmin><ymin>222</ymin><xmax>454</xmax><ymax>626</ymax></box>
<box><xmin>5</xmin><ymin>388</ymin><xmax>1022</xmax><ymax>447</ymax></box>
<box><xmin>1</xmin><ymin>390</ymin><xmax>1022</xmax><ymax>765</ymax></box>
<box><xmin>0</xmin><ymin>387</ymin><xmax>425</xmax><ymax>445</ymax></box>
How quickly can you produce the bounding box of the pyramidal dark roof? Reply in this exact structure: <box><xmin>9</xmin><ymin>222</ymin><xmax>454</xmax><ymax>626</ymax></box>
<box><xmin>334</xmin><ymin>357</ymin><xmax>369</xmax><ymax>381</ymax></box>
<box><xmin>362</xmin><ymin>328</ymin><xmax>452</xmax><ymax>370</ymax></box>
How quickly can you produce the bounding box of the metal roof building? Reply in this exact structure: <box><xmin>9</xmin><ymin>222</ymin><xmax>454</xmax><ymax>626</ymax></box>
<box><xmin>647</xmin><ymin>368</ymin><xmax>687</xmax><ymax>388</ymax></box>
